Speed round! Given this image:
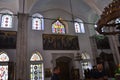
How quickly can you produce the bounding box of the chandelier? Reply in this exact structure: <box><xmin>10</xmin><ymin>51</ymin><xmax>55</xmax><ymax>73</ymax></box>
<box><xmin>96</xmin><ymin>0</ymin><xmax>120</xmax><ymax>35</ymax></box>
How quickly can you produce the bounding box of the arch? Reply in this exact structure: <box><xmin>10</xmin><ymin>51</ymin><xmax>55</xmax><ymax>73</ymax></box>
<box><xmin>0</xmin><ymin>9</ymin><xmax>13</xmax><ymax>28</ymax></box>
<box><xmin>30</xmin><ymin>51</ymin><xmax>43</xmax><ymax>61</ymax></box>
<box><xmin>74</xmin><ymin>18</ymin><xmax>85</xmax><ymax>33</ymax></box>
<box><xmin>0</xmin><ymin>51</ymin><xmax>9</xmax><ymax>62</ymax></box>
<box><xmin>56</xmin><ymin>56</ymin><xmax>72</xmax><ymax>80</ymax></box>
<box><xmin>30</xmin><ymin>51</ymin><xmax>44</xmax><ymax>80</ymax></box>
<box><xmin>26</xmin><ymin>0</ymin><xmax>38</xmax><ymax>13</ymax></box>
<box><xmin>32</xmin><ymin>13</ymin><xmax>44</xmax><ymax>30</ymax></box>
<box><xmin>56</xmin><ymin>56</ymin><xmax>72</xmax><ymax>62</ymax></box>
<box><xmin>52</xmin><ymin>19</ymin><xmax>66</xmax><ymax>34</ymax></box>
<box><xmin>0</xmin><ymin>9</ymin><xmax>13</xmax><ymax>14</ymax></box>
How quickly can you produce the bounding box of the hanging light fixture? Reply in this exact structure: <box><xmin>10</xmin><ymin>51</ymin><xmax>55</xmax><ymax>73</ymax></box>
<box><xmin>96</xmin><ymin>0</ymin><xmax>120</xmax><ymax>35</ymax></box>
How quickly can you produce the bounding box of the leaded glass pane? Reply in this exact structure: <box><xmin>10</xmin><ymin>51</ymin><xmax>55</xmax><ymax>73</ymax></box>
<box><xmin>1</xmin><ymin>14</ymin><xmax>12</xmax><ymax>28</ymax></box>
<box><xmin>0</xmin><ymin>53</ymin><xmax>9</xmax><ymax>62</ymax></box>
<box><xmin>80</xmin><ymin>23</ymin><xmax>85</xmax><ymax>33</ymax></box>
<box><xmin>0</xmin><ymin>65</ymin><xmax>8</xmax><ymax>80</ymax></box>
<box><xmin>32</xmin><ymin>17</ymin><xmax>42</xmax><ymax>30</ymax></box>
<box><xmin>30</xmin><ymin>64</ymin><xmax>43</xmax><ymax>80</ymax></box>
<box><xmin>74</xmin><ymin>22</ymin><xmax>80</xmax><ymax>33</ymax></box>
<box><xmin>30</xmin><ymin>54</ymin><xmax>42</xmax><ymax>61</ymax></box>
<box><xmin>52</xmin><ymin>20</ymin><xmax>65</xmax><ymax>34</ymax></box>
<box><xmin>74</xmin><ymin>19</ymin><xmax>85</xmax><ymax>33</ymax></box>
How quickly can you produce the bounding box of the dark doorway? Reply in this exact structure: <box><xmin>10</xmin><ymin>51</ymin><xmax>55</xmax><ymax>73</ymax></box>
<box><xmin>99</xmin><ymin>52</ymin><xmax>116</xmax><ymax>77</ymax></box>
<box><xmin>118</xmin><ymin>47</ymin><xmax>120</xmax><ymax>55</ymax></box>
<box><xmin>56</xmin><ymin>56</ymin><xmax>72</xmax><ymax>80</ymax></box>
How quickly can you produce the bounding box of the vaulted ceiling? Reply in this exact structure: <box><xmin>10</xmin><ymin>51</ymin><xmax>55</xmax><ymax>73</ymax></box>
<box><xmin>0</xmin><ymin>0</ymin><xmax>112</xmax><ymax>14</ymax></box>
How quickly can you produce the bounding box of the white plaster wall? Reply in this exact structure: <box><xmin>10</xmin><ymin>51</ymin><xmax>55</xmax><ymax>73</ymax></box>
<box><xmin>0</xmin><ymin>1</ymin><xmax>18</xmax><ymax>14</ymax></box>
<box><xmin>28</xmin><ymin>9</ymin><xmax>94</xmax><ymax>80</ymax></box>
<box><xmin>43</xmin><ymin>10</ymin><xmax>75</xmax><ymax>35</ymax></box>
<box><xmin>0</xmin><ymin>7</ymin><xmax>95</xmax><ymax>80</ymax></box>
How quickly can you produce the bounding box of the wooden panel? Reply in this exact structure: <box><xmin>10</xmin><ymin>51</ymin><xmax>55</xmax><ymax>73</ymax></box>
<box><xmin>43</xmin><ymin>34</ymin><xmax>79</xmax><ymax>50</ymax></box>
<box><xmin>0</xmin><ymin>31</ymin><xmax>17</xmax><ymax>49</ymax></box>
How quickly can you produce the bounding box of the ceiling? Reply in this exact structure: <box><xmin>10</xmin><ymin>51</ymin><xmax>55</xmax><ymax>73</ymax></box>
<box><xmin>30</xmin><ymin>0</ymin><xmax>113</xmax><ymax>15</ymax></box>
<box><xmin>0</xmin><ymin>0</ymin><xmax>113</xmax><ymax>21</ymax></box>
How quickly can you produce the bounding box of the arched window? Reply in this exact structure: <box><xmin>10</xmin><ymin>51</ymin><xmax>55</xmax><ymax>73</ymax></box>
<box><xmin>52</xmin><ymin>20</ymin><xmax>65</xmax><ymax>34</ymax></box>
<box><xmin>30</xmin><ymin>51</ymin><xmax>44</xmax><ymax>80</ymax></box>
<box><xmin>0</xmin><ymin>51</ymin><xmax>9</xmax><ymax>80</ymax></box>
<box><xmin>74</xmin><ymin>19</ymin><xmax>85</xmax><ymax>33</ymax></box>
<box><xmin>0</xmin><ymin>10</ymin><xmax>13</xmax><ymax>28</ymax></box>
<box><xmin>32</xmin><ymin>13</ymin><xmax>44</xmax><ymax>30</ymax></box>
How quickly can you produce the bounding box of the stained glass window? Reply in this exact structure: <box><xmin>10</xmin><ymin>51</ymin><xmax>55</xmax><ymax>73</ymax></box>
<box><xmin>74</xmin><ymin>19</ymin><xmax>85</xmax><ymax>33</ymax></box>
<box><xmin>1</xmin><ymin>14</ymin><xmax>13</xmax><ymax>28</ymax></box>
<box><xmin>30</xmin><ymin>52</ymin><xmax>43</xmax><ymax>61</ymax></box>
<box><xmin>0</xmin><ymin>53</ymin><xmax>9</xmax><ymax>62</ymax></box>
<box><xmin>32</xmin><ymin>13</ymin><xmax>44</xmax><ymax>30</ymax></box>
<box><xmin>52</xmin><ymin>20</ymin><xmax>65</xmax><ymax>34</ymax></box>
<box><xmin>30</xmin><ymin>52</ymin><xmax>44</xmax><ymax>80</ymax></box>
<box><xmin>30</xmin><ymin>64</ymin><xmax>43</xmax><ymax>80</ymax></box>
<box><xmin>0</xmin><ymin>65</ymin><xmax>8</xmax><ymax>80</ymax></box>
<box><xmin>74</xmin><ymin>22</ymin><xmax>80</xmax><ymax>33</ymax></box>
<box><xmin>0</xmin><ymin>51</ymin><xmax>9</xmax><ymax>80</ymax></box>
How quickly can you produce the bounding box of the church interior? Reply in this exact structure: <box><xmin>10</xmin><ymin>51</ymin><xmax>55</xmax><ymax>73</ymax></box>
<box><xmin>0</xmin><ymin>0</ymin><xmax>120</xmax><ymax>80</ymax></box>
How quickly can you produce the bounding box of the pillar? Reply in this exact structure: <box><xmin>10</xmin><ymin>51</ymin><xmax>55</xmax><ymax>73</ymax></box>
<box><xmin>16</xmin><ymin>13</ymin><xmax>29</xmax><ymax>80</ymax></box>
<box><xmin>110</xmin><ymin>35</ymin><xmax>120</xmax><ymax>64</ymax></box>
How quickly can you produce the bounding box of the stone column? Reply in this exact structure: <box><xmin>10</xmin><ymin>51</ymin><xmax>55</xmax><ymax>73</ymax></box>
<box><xmin>16</xmin><ymin>13</ymin><xmax>29</xmax><ymax>80</ymax></box>
<box><xmin>110</xmin><ymin>35</ymin><xmax>120</xmax><ymax>64</ymax></box>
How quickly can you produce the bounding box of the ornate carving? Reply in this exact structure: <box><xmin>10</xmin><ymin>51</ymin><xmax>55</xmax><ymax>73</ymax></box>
<box><xmin>96</xmin><ymin>0</ymin><xmax>120</xmax><ymax>35</ymax></box>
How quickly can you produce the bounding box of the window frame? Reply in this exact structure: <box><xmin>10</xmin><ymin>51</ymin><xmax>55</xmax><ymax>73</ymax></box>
<box><xmin>74</xmin><ymin>19</ymin><xmax>85</xmax><ymax>33</ymax></box>
<box><xmin>0</xmin><ymin>10</ymin><xmax>13</xmax><ymax>29</ymax></box>
<box><xmin>30</xmin><ymin>51</ymin><xmax>44</xmax><ymax>80</ymax></box>
<box><xmin>32</xmin><ymin>13</ymin><xmax>44</xmax><ymax>31</ymax></box>
<box><xmin>52</xmin><ymin>19</ymin><xmax>66</xmax><ymax>34</ymax></box>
